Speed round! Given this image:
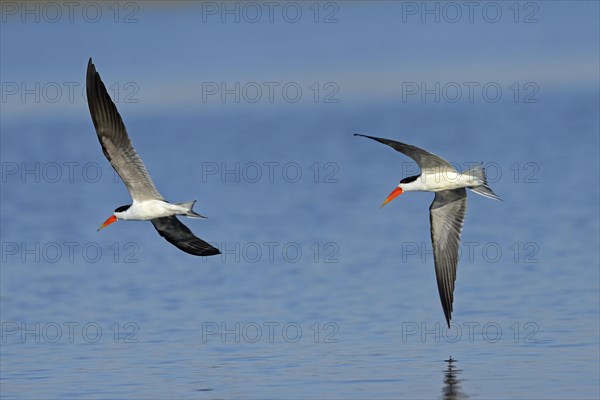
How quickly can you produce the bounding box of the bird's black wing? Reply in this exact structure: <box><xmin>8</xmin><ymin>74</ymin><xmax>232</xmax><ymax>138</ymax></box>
<box><xmin>151</xmin><ymin>216</ymin><xmax>220</xmax><ymax>256</ymax></box>
<box><xmin>429</xmin><ymin>188</ymin><xmax>467</xmax><ymax>327</ymax></box>
<box><xmin>86</xmin><ymin>58</ymin><xmax>164</xmax><ymax>201</ymax></box>
<box><xmin>354</xmin><ymin>134</ymin><xmax>454</xmax><ymax>172</ymax></box>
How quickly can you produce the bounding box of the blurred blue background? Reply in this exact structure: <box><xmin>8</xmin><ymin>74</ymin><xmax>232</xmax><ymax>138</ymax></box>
<box><xmin>1</xmin><ymin>1</ymin><xmax>599</xmax><ymax>399</ymax></box>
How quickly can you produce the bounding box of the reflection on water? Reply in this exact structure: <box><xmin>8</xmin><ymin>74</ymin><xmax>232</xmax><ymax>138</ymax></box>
<box><xmin>442</xmin><ymin>357</ymin><xmax>467</xmax><ymax>400</ymax></box>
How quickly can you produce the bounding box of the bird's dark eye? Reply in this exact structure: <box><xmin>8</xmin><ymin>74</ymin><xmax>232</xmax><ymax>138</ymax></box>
<box><xmin>114</xmin><ymin>205</ymin><xmax>131</xmax><ymax>213</ymax></box>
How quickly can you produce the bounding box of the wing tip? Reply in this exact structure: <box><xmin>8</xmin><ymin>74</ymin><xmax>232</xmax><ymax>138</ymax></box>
<box><xmin>86</xmin><ymin>58</ymin><xmax>99</xmax><ymax>98</ymax></box>
<box><xmin>354</xmin><ymin>133</ymin><xmax>391</xmax><ymax>145</ymax></box>
<box><xmin>201</xmin><ymin>247</ymin><xmax>221</xmax><ymax>257</ymax></box>
<box><xmin>436</xmin><ymin>275</ymin><xmax>455</xmax><ymax>330</ymax></box>
<box><xmin>86</xmin><ymin>58</ymin><xmax>96</xmax><ymax>78</ymax></box>
<box><xmin>444</xmin><ymin>311</ymin><xmax>452</xmax><ymax>329</ymax></box>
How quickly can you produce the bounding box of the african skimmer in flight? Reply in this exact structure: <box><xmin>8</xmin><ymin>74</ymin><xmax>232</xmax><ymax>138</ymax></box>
<box><xmin>87</xmin><ymin>58</ymin><xmax>220</xmax><ymax>256</ymax></box>
<box><xmin>355</xmin><ymin>134</ymin><xmax>500</xmax><ymax>327</ymax></box>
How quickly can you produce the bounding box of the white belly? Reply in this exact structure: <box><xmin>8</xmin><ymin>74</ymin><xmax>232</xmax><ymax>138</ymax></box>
<box><xmin>119</xmin><ymin>200</ymin><xmax>186</xmax><ymax>220</ymax></box>
<box><xmin>412</xmin><ymin>171</ymin><xmax>479</xmax><ymax>192</ymax></box>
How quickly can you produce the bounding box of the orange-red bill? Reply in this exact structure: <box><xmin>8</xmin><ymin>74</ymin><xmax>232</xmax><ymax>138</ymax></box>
<box><xmin>97</xmin><ymin>215</ymin><xmax>117</xmax><ymax>231</ymax></box>
<box><xmin>380</xmin><ymin>186</ymin><xmax>403</xmax><ymax>208</ymax></box>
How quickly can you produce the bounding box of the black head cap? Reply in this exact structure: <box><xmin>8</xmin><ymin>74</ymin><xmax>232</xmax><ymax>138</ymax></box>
<box><xmin>400</xmin><ymin>175</ymin><xmax>419</xmax><ymax>184</ymax></box>
<box><xmin>114</xmin><ymin>205</ymin><xmax>131</xmax><ymax>213</ymax></box>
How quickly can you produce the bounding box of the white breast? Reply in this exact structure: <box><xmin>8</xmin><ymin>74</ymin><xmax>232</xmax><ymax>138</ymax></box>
<box><xmin>407</xmin><ymin>171</ymin><xmax>479</xmax><ymax>192</ymax></box>
<box><xmin>117</xmin><ymin>200</ymin><xmax>186</xmax><ymax>220</ymax></box>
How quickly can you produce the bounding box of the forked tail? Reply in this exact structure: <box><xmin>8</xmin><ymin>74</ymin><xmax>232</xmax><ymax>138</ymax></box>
<box><xmin>466</xmin><ymin>164</ymin><xmax>502</xmax><ymax>201</ymax></box>
<box><xmin>177</xmin><ymin>200</ymin><xmax>207</xmax><ymax>219</ymax></box>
